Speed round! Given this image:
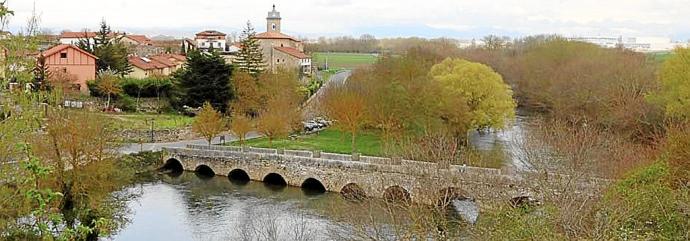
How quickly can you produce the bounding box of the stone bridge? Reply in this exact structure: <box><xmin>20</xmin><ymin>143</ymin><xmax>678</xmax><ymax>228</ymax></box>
<box><xmin>162</xmin><ymin>145</ymin><xmax>535</xmax><ymax>205</ymax></box>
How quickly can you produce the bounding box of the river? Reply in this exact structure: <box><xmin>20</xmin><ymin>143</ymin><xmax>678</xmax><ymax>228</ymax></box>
<box><xmin>111</xmin><ymin>115</ymin><xmax>530</xmax><ymax>240</ymax></box>
<box><xmin>110</xmin><ymin>172</ymin><xmax>348</xmax><ymax>241</ymax></box>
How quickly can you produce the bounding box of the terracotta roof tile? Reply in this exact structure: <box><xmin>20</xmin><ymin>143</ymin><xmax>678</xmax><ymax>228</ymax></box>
<box><xmin>42</xmin><ymin>44</ymin><xmax>98</xmax><ymax>60</ymax></box>
<box><xmin>60</xmin><ymin>31</ymin><xmax>97</xmax><ymax>39</ymax></box>
<box><xmin>128</xmin><ymin>53</ymin><xmax>187</xmax><ymax>70</ymax></box>
<box><xmin>274</xmin><ymin>47</ymin><xmax>310</xmax><ymax>59</ymax></box>
<box><xmin>254</xmin><ymin>32</ymin><xmax>300</xmax><ymax>42</ymax></box>
<box><xmin>196</xmin><ymin>30</ymin><xmax>226</xmax><ymax>37</ymax></box>
<box><xmin>124</xmin><ymin>35</ymin><xmax>152</xmax><ymax>45</ymax></box>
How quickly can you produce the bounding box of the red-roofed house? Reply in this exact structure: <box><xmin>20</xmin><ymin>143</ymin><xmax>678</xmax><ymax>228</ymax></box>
<box><xmin>127</xmin><ymin>54</ymin><xmax>187</xmax><ymax>79</ymax></box>
<box><xmin>42</xmin><ymin>44</ymin><xmax>98</xmax><ymax>93</ymax></box>
<box><xmin>120</xmin><ymin>35</ymin><xmax>153</xmax><ymax>46</ymax></box>
<box><xmin>195</xmin><ymin>30</ymin><xmax>226</xmax><ymax>52</ymax></box>
<box><xmin>253</xmin><ymin>5</ymin><xmax>311</xmax><ymax>74</ymax></box>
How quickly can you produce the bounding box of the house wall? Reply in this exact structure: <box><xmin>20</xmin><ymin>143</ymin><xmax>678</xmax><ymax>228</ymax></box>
<box><xmin>128</xmin><ymin>66</ymin><xmax>168</xmax><ymax>79</ymax></box>
<box><xmin>271</xmin><ymin>49</ymin><xmax>301</xmax><ymax>70</ymax></box>
<box><xmin>45</xmin><ymin>47</ymin><xmax>97</xmax><ymax>93</ymax></box>
<box><xmin>59</xmin><ymin>37</ymin><xmax>94</xmax><ymax>45</ymax></box>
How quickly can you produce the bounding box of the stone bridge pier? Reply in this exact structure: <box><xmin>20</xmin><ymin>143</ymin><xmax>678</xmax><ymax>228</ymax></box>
<box><xmin>162</xmin><ymin>145</ymin><xmax>526</xmax><ymax>205</ymax></box>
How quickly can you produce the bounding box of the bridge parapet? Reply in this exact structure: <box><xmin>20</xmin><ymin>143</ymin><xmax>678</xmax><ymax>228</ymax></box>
<box><xmin>183</xmin><ymin>144</ymin><xmax>502</xmax><ymax>176</ymax></box>
<box><xmin>164</xmin><ymin>145</ymin><xmax>521</xmax><ymax>204</ymax></box>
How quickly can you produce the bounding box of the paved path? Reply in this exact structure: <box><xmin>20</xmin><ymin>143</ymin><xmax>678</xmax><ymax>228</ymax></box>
<box><xmin>302</xmin><ymin>70</ymin><xmax>352</xmax><ymax>119</ymax></box>
<box><xmin>119</xmin><ymin>131</ymin><xmax>261</xmax><ymax>154</ymax></box>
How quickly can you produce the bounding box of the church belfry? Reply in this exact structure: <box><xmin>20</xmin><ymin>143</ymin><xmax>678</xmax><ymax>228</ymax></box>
<box><xmin>266</xmin><ymin>4</ymin><xmax>281</xmax><ymax>33</ymax></box>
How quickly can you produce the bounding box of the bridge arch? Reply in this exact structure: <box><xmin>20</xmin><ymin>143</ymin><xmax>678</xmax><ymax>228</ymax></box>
<box><xmin>301</xmin><ymin>178</ymin><xmax>327</xmax><ymax>194</ymax></box>
<box><xmin>340</xmin><ymin>183</ymin><xmax>366</xmax><ymax>200</ymax></box>
<box><xmin>263</xmin><ymin>173</ymin><xmax>287</xmax><ymax>187</ymax></box>
<box><xmin>384</xmin><ymin>185</ymin><xmax>411</xmax><ymax>203</ymax></box>
<box><xmin>228</xmin><ymin>169</ymin><xmax>250</xmax><ymax>184</ymax></box>
<box><xmin>437</xmin><ymin>187</ymin><xmax>470</xmax><ymax>207</ymax></box>
<box><xmin>194</xmin><ymin>164</ymin><xmax>216</xmax><ymax>178</ymax></box>
<box><xmin>162</xmin><ymin>158</ymin><xmax>184</xmax><ymax>174</ymax></box>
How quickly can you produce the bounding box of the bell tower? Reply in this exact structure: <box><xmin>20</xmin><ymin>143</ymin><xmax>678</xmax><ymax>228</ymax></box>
<box><xmin>266</xmin><ymin>4</ymin><xmax>281</xmax><ymax>33</ymax></box>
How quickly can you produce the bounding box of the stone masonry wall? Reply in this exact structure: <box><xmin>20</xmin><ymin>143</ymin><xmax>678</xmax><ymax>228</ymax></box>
<box><xmin>164</xmin><ymin>145</ymin><xmax>525</xmax><ymax>205</ymax></box>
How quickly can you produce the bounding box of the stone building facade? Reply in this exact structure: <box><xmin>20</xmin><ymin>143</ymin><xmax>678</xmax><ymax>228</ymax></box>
<box><xmin>254</xmin><ymin>5</ymin><xmax>312</xmax><ymax>74</ymax></box>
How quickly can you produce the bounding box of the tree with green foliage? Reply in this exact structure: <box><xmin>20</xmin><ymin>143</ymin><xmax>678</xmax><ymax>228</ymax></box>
<box><xmin>172</xmin><ymin>50</ymin><xmax>234</xmax><ymax>111</ymax></box>
<box><xmin>193</xmin><ymin>102</ymin><xmax>225</xmax><ymax>145</ymax></box>
<box><xmin>78</xmin><ymin>20</ymin><xmax>132</xmax><ymax>76</ymax></box>
<box><xmin>0</xmin><ymin>0</ymin><xmax>13</xmax><ymax>32</ymax></box>
<box><xmin>32</xmin><ymin>53</ymin><xmax>50</xmax><ymax>91</ymax></box>
<box><xmin>95</xmin><ymin>71</ymin><xmax>122</xmax><ymax>110</ymax></box>
<box><xmin>429</xmin><ymin>58</ymin><xmax>516</xmax><ymax>141</ymax></box>
<box><xmin>235</xmin><ymin>21</ymin><xmax>265</xmax><ymax>75</ymax></box>
<box><xmin>649</xmin><ymin>47</ymin><xmax>690</xmax><ymax>120</ymax></box>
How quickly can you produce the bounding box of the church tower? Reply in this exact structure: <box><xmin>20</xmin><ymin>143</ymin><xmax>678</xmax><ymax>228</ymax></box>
<box><xmin>266</xmin><ymin>5</ymin><xmax>281</xmax><ymax>33</ymax></box>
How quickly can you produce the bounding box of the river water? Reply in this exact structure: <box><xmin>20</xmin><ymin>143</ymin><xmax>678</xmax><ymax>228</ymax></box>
<box><xmin>110</xmin><ymin>172</ymin><xmax>349</xmax><ymax>241</ymax></box>
<box><xmin>111</xmin><ymin>116</ymin><xmax>530</xmax><ymax>241</ymax></box>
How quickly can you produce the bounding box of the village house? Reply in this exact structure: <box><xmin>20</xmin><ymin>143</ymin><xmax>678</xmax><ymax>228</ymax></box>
<box><xmin>59</xmin><ymin>31</ymin><xmax>96</xmax><ymax>45</ymax></box>
<box><xmin>41</xmin><ymin>44</ymin><xmax>98</xmax><ymax>93</ymax></box>
<box><xmin>254</xmin><ymin>5</ymin><xmax>312</xmax><ymax>74</ymax></box>
<box><xmin>127</xmin><ymin>54</ymin><xmax>186</xmax><ymax>79</ymax></box>
<box><xmin>120</xmin><ymin>35</ymin><xmax>153</xmax><ymax>46</ymax></box>
<box><xmin>194</xmin><ymin>30</ymin><xmax>227</xmax><ymax>52</ymax></box>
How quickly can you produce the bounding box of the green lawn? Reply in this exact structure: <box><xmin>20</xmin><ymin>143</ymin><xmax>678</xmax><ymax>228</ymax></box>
<box><xmin>312</xmin><ymin>52</ymin><xmax>378</xmax><ymax>69</ymax></box>
<box><xmin>107</xmin><ymin>113</ymin><xmax>194</xmax><ymax>130</ymax></box>
<box><xmin>230</xmin><ymin>129</ymin><xmax>383</xmax><ymax>156</ymax></box>
<box><xmin>649</xmin><ymin>51</ymin><xmax>672</xmax><ymax>63</ymax></box>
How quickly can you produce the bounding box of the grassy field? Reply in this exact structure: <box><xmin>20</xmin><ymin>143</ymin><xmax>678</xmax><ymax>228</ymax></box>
<box><xmin>312</xmin><ymin>52</ymin><xmax>379</xmax><ymax>69</ymax></box>
<box><xmin>230</xmin><ymin>129</ymin><xmax>383</xmax><ymax>156</ymax></box>
<box><xmin>107</xmin><ymin>113</ymin><xmax>194</xmax><ymax>130</ymax></box>
<box><xmin>649</xmin><ymin>51</ymin><xmax>672</xmax><ymax>63</ymax></box>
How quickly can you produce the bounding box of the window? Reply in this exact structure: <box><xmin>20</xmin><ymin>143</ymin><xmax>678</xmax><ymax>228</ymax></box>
<box><xmin>60</xmin><ymin>52</ymin><xmax>67</xmax><ymax>58</ymax></box>
<box><xmin>280</xmin><ymin>44</ymin><xmax>284</xmax><ymax>47</ymax></box>
<box><xmin>272</xmin><ymin>23</ymin><xmax>276</xmax><ymax>30</ymax></box>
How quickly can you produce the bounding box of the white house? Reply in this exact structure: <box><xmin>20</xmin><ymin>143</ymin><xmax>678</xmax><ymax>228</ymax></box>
<box><xmin>59</xmin><ymin>31</ymin><xmax>96</xmax><ymax>45</ymax></box>
<box><xmin>194</xmin><ymin>30</ymin><xmax>227</xmax><ymax>52</ymax></box>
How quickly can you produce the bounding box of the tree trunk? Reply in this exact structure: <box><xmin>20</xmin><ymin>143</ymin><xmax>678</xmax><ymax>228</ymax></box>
<box><xmin>351</xmin><ymin>128</ymin><xmax>357</xmax><ymax>154</ymax></box>
<box><xmin>106</xmin><ymin>93</ymin><xmax>111</xmax><ymax>109</ymax></box>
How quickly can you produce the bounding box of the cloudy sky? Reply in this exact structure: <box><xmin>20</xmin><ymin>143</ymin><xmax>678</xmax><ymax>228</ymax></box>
<box><xmin>4</xmin><ymin>0</ymin><xmax>690</xmax><ymax>40</ymax></box>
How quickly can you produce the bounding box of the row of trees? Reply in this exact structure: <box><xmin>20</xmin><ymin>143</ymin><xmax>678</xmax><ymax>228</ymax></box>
<box><xmin>319</xmin><ymin>48</ymin><xmax>516</xmax><ymax>161</ymax></box>
<box><xmin>317</xmin><ymin>36</ymin><xmax>688</xmax><ymax>240</ymax></box>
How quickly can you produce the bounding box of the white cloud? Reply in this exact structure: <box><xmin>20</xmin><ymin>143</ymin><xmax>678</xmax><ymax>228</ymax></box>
<box><xmin>4</xmin><ymin>0</ymin><xmax>690</xmax><ymax>40</ymax></box>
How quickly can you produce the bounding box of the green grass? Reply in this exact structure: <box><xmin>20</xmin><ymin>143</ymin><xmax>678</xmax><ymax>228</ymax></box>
<box><xmin>312</xmin><ymin>52</ymin><xmax>378</xmax><ymax>69</ymax></box>
<box><xmin>230</xmin><ymin>129</ymin><xmax>383</xmax><ymax>156</ymax></box>
<box><xmin>649</xmin><ymin>51</ymin><xmax>672</xmax><ymax>63</ymax></box>
<box><xmin>107</xmin><ymin>113</ymin><xmax>194</xmax><ymax>130</ymax></box>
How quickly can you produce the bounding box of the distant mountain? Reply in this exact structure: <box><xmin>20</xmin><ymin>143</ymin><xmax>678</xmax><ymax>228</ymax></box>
<box><xmin>151</xmin><ymin>35</ymin><xmax>178</xmax><ymax>41</ymax></box>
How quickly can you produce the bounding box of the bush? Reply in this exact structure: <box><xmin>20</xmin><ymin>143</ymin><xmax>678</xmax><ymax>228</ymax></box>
<box><xmin>120</xmin><ymin>77</ymin><xmax>173</xmax><ymax>98</ymax></box>
<box><xmin>596</xmin><ymin>162</ymin><xmax>690</xmax><ymax>240</ymax></box>
<box><xmin>115</xmin><ymin>95</ymin><xmax>136</xmax><ymax>112</ymax></box>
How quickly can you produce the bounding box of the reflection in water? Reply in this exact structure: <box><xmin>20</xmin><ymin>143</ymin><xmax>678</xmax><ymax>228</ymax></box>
<box><xmin>112</xmin><ymin>172</ymin><xmax>345</xmax><ymax>241</ymax></box>
<box><xmin>468</xmin><ymin>114</ymin><xmax>531</xmax><ymax>170</ymax></box>
<box><xmin>112</xmin><ymin>172</ymin><xmax>467</xmax><ymax>241</ymax></box>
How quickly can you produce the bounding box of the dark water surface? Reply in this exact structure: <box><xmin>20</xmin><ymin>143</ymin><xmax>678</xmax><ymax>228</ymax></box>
<box><xmin>110</xmin><ymin>173</ymin><xmax>346</xmax><ymax>241</ymax></box>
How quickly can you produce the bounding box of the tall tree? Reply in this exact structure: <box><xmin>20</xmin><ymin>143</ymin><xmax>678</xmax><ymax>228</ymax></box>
<box><xmin>650</xmin><ymin>47</ymin><xmax>690</xmax><ymax>120</ymax></box>
<box><xmin>235</xmin><ymin>21</ymin><xmax>265</xmax><ymax>75</ymax></box>
<box><xmin>230</xmin><ymin>114</ymin><xmax>253</xmax><ymax>146</ymax></box>
<box><xmin>193</xmin><ymin>102</ymin><xmax>225</xmax><ymax>146</ymax></box>
<box><xmin>95</xmin><ymin>71</ymin><xmax>122</xmax><ymax>110</ymax></box>
<box><xmin>78</xmin><ymin>20</ymin><xmax>132</xmax><ymax>76</ymax></box>
<box><xmin>32</xmin><ymin>53</ymin><xmax>50</xmax><ymax>91</ymax></box>
<box><xmin>172</xmin><ymin>50</ymin><xmax>234</xmax><ymax>111</ymax></box>
<box><xmin>429</xmin><ymin>58</ymin><xmax>516</xmax><ymax>142</ymax></box>
<box><xmin>320</xmin><ymin>84</ymin><xmax>368</xmax><ymax>153</ymax></box>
